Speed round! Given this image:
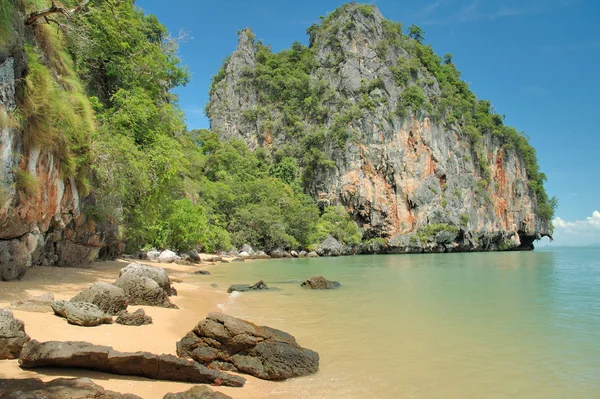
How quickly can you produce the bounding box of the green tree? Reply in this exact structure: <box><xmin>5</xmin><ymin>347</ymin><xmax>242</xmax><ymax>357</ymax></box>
<box><xmin>408</xmin><ymin>24</ymin><xmax>425</xmax><ymax>42</ymax></box>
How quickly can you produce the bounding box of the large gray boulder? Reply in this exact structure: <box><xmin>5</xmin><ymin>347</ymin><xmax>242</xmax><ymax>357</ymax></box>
<box><xmin>315</xmin><ymin>235</ymin><xmax>344</xmax><ymax>256</ymax></box>
<box><xmin>176</xmin><ymin>312</ymin><xmax>319</xmax><ymax>381</ymax></box>
<box><xmin>0</xmin><ymin>377</ymin><xmax>142</xmax><ymax>399</ymax></box>
<box><xmin>19</xmin><ymin>340</ymin><xmax>246</xmax><ymax>387</ymax></box>
<box><xmin>163</xmin><ymin>386</ymin><xmax>232</xmax><ymax>399</ymax></box>
<box><xmin>115</xmin><ymin>309</ymin><xmax>153</xmax><ymax>326</ymax></box>
<box><xmin>227</xmin><ymin>280</ymin><xmax>268</xmax><ymax>293</ymax></box>
<box><xmin>114</xmin><ymin>263</ymin><xmax>177</xmax><ymax>308</ymax></box>
<box><xmin>50</xmin><ymin>301</ymin><xmax>113</xmax><ymax>327</ymax></box>
<box><xmin>301</xmin><ymin>276</ymin><xmax>341</xmax><ymax>289</ymax></box>
<box><xmin>0</xmin><ymin>309</ymin><xmax>31</xmax><ymax>360</ymax></box>
<box><xmin>70</xmin><ymin>282</ymin><xmax>128</xmax><ymax>315</ymax></box>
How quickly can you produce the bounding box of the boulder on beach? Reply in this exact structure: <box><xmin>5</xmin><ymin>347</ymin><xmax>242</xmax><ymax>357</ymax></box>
<box><xmin>0</xmin><ymin>377</ymin><xmax>142</xmax><ymax>399</ymax></box>
<box><xmin>194</xmin><ymin>270</ymin><xmax>211</xmax><ymax>275</ymax></box>
<box><xmin>146</xmin><ymin>250</ymin><xmax>161</xmax><ymax>261</ymax></box>
<box><xmin>0</xmin><ymin>309</ymin><xmax>31</xmax><ymax>360</ymax></box>
<box><xmin>70</xmin><ymin>282</ymin><xmax>128</xmax><ymax>315</ymax></box>
<box><xmin>253</xmin><ymin>251</ymin><xmax>271</xmax><ymax>259</ymax></box>
<box><xmin>269</xmin><ymin>248</ymin><xmax>285</xmax><ymax>258</ymax></box>
<box><xmin>227</xmin><ymin>280</ymin><xmax>268</xmax><ymax>293</ymax></box>
<box><xmin>240</xmin><ymin>244</ymin><xmax>255</xmax><ymax>256</ymax></box>
<box><xmin>158</xmin><ymin>250</ymin><xmax>181</xmax><ymax>263</ymax></box>
<box><xmin>50</xmin><ymin>301</ymin><xmax>114</xmax><ymax>327</ymax></box>
<box><xmin>114</xmin><ymin>263</ymin><xmax>178</xmax><ymax>308</ymax></box>
<box><xmin>301</xmin><ymin>276</ymin><xmax>341</xmax><ymax>289</ymax></box>
<box><xmin>306</xmin><ymin>251</ymin><xmax>319</xmax><ymax>258</ymax></box>
<box><xmin>163</xmin><ymin>386</ymin><xmax>232</xmax><ymax>399</ymax></box>
<box><xmin>115</xmin><ymin>309</ymin><xmax>153</xmax><ymax>326</ymax></box>
<box><xmin>176</xmin><ymin>312</ymin><xmax>319</xmax><ymax>381</ymax></box>
<box><xmin>19</xmin><ymin>340</ymin><xmax>246</xmax><ymax>387</ymax></box>
<box><xmin>315</xmin><ymin>235</ymin><xmax>344</xmax><ymax>256</ymax></box>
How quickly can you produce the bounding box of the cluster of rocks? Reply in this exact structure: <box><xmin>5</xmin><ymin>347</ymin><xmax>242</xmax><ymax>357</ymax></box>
<box><xmin>0</xmin><ymin>261</ymin><xmax>322</xmax><ymax>397</ymax></box>
<box><xmin>45</xmin><ymin>262</ymin><xmax>180</xmax><ymax>327</ymax></box>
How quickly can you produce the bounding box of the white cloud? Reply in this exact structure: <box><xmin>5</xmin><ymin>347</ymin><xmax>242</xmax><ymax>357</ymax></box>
<box><xmin>551</xmin><ymin>211</ymin><xmax>600</xmax><ymax>246</ymax></box>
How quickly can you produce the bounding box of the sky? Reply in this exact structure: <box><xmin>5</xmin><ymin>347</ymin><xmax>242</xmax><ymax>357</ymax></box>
<box><xmin>136</xmin><ymin>0</ymin><xmax>600</xmax><ymax>246</ymax></box>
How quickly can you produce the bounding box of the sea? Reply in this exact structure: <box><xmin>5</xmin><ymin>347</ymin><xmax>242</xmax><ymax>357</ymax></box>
<box><xmin>195</xmin><ymin>247</ymin><xmax>600</xmax><ymax>398</ymax></box>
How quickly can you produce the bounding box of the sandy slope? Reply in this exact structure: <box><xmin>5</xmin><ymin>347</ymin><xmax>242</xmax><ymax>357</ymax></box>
<box><xmin>0</xmin><ymin>259</ymin><xmax>279</xmax><ymax>399</ymax></box>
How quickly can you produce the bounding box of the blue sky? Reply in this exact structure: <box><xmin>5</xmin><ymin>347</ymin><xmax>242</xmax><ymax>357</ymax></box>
<box><xmin>136</xmin><ymin>0</ymin><xmax>600</xmax><ymax>246</ymax></box>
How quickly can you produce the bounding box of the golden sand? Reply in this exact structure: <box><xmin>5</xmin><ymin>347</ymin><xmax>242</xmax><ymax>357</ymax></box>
<box><xmin>0</xmin><ymin>259</ymin><xmax>281</xmax><ymax>398</ymax></box>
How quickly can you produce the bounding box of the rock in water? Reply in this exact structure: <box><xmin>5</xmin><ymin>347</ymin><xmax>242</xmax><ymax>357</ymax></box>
<box><xmin>70</xmin><ymin>282</ymin><xmax>128</xmax><ymax>315</ymax></box>
<box><xmin>301</xmin><ymin>276</ymin><xmax>341</xmax><ymax>289</ymax></box>
<box><xmin>116</xmin><ymin>309</ymin><xmax>153</xmax><ymax>326</ymax></box>
<box><xmin>0</xmin><ymin>309</ymin><xmax>31</xmax><ymax>359</ymax></box>
<box><xmin>176</xmin><ymin>312</ymin><xmax>319</xmax><ymax>381</ymax></box>
<box><xmin>163</xmin><ymin>386</ymin><xmax>232</xmax><ymax>399</ymax></box>
<box><xmin>227</xmin><ymin>280</ymin><xmax>268</xmax><ymax>293</ymax></box>
<box><xmin>50</xmin><ymin>301</ymin><xmax>114</xmax><ymax>327</ymax></box>
<box><xmin>19</xmin><ymin>340</ymin><xmax>246</xmax><ymax>387</ymax></box>
<box><xmin>114</xmin><ymin>263</ymin><xmax>178</xmax><ymax>308</ymax></box>
<box><xmin>0</xmin><ymin>377</ymin><xmax>142</xmax><ymax>399</ymax></box>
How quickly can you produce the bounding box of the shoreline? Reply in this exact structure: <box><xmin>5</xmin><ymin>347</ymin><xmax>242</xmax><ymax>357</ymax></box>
<box><xmin>0</xmin><ymin>259</ymin><xmax>281</xmax><ymax>399</ymax></box>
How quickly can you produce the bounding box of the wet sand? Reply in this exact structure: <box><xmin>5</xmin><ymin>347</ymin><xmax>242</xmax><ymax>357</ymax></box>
<box><xmin>0</xmin><ymin>259</ymin><xmax>280</xmax><ymax>398</ymax></box>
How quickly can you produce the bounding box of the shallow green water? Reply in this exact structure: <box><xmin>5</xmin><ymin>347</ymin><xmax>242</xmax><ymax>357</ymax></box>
<box><xmin>199</xmin><ymin>248</ymin><xmax>600</xmax><ymax>398</ymax></box>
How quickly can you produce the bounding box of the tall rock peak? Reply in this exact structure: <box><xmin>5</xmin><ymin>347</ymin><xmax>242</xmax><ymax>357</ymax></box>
<box><xmin>207</xmin><ymin>2</ymin><xmax>554</xmax><ymax>252</ymax></box>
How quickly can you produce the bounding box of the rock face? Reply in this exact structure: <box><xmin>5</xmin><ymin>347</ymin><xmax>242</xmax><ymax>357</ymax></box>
<box><xmin>301</xmin><ymin>276</ymin><xmax>341</xmax><ymax>289</ymax></box>
<box><xmin>19</xmin><ymin>340</ymin><xmax>246</xmax><ymax>387</ymax></box>
<box><xmin>0</xmin><ymin>377</ymin><xmax>142</xmax><ymax>399</ymax></box>
<box><xmin>0</xmin><ymin>7</ymin><xmax>120</xmax><ymax>281</ymax></box>
<box><xmin>50</xmin><ymin>301</ymin><xmax>114</xmax><ymax>327</ymax></box>
<box><xmin>116</xmin><ymin>309</ymin><xmax>153</xmax><ymax>326</ymax></box>
<box><xmin>114</xmin><ymin>263</ymin><xmax>178</xmax><ymax>308</ymax></box>
<box><xmin>176</xmin><ymin>312</ymin><xmax>319</xmax><ymax>381</ymax></box>
<box><xmin>227</xmin><ymin>280</ymin><xmax>268</xmax><ymax>293</ymax></box>
<box><xmin>207</xmin><ymin>4</ymin><xmax>553</xmax><ymax>253</ymax></box>
<box><xmin>70</xmin><ymin>282</ymin><xmax>128</xmax><ymax>315</ymax></box>
<box><xmin>163</xmin><ymin>386</ymin><xmax>232</xmax><ymax>399</ymax></box>
<box><xmin>0</xmin><ymin>309</ymin><xmax>30</xmax><ymax>359</ymax></box>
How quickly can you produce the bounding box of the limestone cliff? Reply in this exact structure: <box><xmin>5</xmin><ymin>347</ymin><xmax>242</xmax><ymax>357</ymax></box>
<box><xmin>0</xmin><ymin>1</ymin><xmax>119</xmax><ymax>280</ymax></box>
<box><xmin>207</xmin><ymin>4</ymin><xmax>553</xmax><ymax>252</ymax></box>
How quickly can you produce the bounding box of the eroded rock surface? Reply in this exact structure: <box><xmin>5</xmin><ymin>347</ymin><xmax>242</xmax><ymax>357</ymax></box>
<box><xmin>114</xmin><ymin>263</ymin><xmax>177</xmax><ymax>308</ymax></box>
<box><xmin>301</xmin><ymin>276</ymin><xmax>341</xmax><ymax>289</ymax></box>
<box><xmin>0</xmin><ymin>377</ymin><xmax>142</xmax><ymax>399</ymax></box>
<box><xmin>176</xmin><ymin>312</ymin><xmax>319</xmax><ymax>381</ymax></box>
<box><xmin>51</xmin><ymin>301</ymin><xmax>113</xmax><ymax>327</ymax></box>
<box><xmin>0</xmin><ymin>309</ymin><xmax>30</xmax><ymax>359</ymax></box>
<box><xmin>19</xmin><ymin>340</ymin><xmax>246</xmax><ymax>387</ymax></box>
<box><xmin>70</xmin><ymin>282</ymin><xmax>128</xmax><ymax>315</ymax></box>
<box><xmin>115</xmin><ymin>309</ymin><xmax>153</xmax><ymax>326</ymax></box>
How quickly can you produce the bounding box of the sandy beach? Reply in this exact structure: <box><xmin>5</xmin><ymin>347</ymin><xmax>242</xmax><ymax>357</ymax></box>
<box><xmin>0</xmin><ymin>259</ymin><xmax>281</xmax><ymax>399</ymax></box>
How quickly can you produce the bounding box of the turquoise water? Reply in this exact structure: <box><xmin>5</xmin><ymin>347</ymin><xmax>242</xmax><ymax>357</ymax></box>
<box><xmin>199</xmin><ymin>248</ymin><xmax>600</xmax><ymax>398</ymax></box>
